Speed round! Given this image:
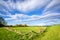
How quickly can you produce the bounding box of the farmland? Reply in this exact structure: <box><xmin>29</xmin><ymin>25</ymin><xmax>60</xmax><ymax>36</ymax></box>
<box><xmin>0</xmin><ymin>25</ymin><xmax>60</xmax><ymax>40</ymax></box>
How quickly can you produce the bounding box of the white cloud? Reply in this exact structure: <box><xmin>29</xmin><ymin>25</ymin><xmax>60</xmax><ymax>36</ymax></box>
<box><xmin>4</xmin><ymin>12</ymin><xmax>60</xmax><ymax>23</ymax></box>
<box><xmin>0</xmin><ymin>0</ymin><xmax>60</xmax><ymax>25</ymax></box>
<box><xmin>0</xmin><ymin>0</ymin><xmax>14</xmax><ymax>15</ymax></box>
<box><xmin>4</xmin><ymin>14</ymin><xmax>40</xmax><ymax>21</ymax></box>
<box><xmin>16</xmin><ymin>0</ymin><xmax>51</xmax><ymax>12</ymax></box>
<box><xmin>44</xmin><ymin>0</ymin><xmax>60</xmax><ymax>12</ymax></box>
<box><xmin>0</xmin><ymin>0</ymin><xmax>51</xmax><ymax>12</ymax></box>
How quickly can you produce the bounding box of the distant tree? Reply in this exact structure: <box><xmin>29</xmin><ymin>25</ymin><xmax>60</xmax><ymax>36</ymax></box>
<box><xmin>15</xmin><ymin>24</ymin><xmax>28</xmax><ymax>27</ymax></box>
<box><xmin>24</xmin><ymin>24</ymin><xmax>28</xmax><ymax>27</ymax></box>
<box><xmin>0</xmin><ymin>16</ymin><xmax>7</xmax><ymax>27</ymax></box>
<box><xmin>15</xmin><ymin>24</ymin><xmax>23</xmax><ymax>27</ymax></box>
<box><xmin>19</xmin><ymin>24</ymin><xmax>24</xmax><ymax>27</ymax></box>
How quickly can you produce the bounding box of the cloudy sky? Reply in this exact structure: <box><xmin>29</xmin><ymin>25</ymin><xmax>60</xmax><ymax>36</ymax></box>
<box><xmin>0</xmin><ymin>0</ymin><xmax>60</xmax><ymax>25</ymax></box>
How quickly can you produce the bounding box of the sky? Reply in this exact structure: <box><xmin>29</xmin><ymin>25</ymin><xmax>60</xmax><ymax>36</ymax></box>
<box><xmin>0</xmin><ymin>0</ymin><xmax>60</xmax><ymax>25</ymax></box>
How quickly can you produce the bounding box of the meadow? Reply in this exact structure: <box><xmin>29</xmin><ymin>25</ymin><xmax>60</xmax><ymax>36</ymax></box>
<box><xmin>0</xmin><ymin>24</ymin><xmax>60</xmax><ymax>40</ymax></box>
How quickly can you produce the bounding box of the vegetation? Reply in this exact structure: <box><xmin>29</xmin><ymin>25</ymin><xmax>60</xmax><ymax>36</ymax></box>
<box><xmin>0</xmin><ymin>16</ymin><xmax>7</xmax><ymax>27</ymax></box>
<box><xmin>6</xmin><ymin>24</ymin><xmax>29</xmax><ymax>27</ymax></box>
<box><xmin>35</xmin><ymin>25</ymin><xmax>60</xmax><ymax>40</ymax></box>
<box><xmin>0</xmin><ymin>16</ymin><xmax>60</xmax><ymax>40</ymax></box>
<box><xmin>0</xmin><ymin>24</ymin><xmax>60</xmax><ymax>40</ymax></box>
<box><xmin>0</xmin><ymin>16</ymin><xmax>28</xmax><ymax>27</ymax></box>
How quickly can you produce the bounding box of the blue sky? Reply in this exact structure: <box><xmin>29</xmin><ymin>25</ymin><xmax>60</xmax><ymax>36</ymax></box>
<box><xmin>0</xmin><ymin>0</ymin><xmax>60</xmax><ymax>25</ymax></box>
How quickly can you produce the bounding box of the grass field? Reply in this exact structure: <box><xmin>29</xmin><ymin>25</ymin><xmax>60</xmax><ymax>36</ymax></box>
<box><xmin>35</xmin><ymin>25</ymin><xmax>60</xmax><ymax>40</ymax></box>
<box><xmin>0</xmin><ymin>25</ymin><xmax>60</xmax><ymax>40</ymax></box>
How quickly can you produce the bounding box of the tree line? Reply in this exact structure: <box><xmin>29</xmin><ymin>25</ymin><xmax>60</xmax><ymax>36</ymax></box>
<box><xmin>0</xmin><ymin>16</ymin><xmax>28</xmax><ymax>27</ymax></box>
<box><xmin>0</xmin><ymin>16</ymin><xmax>7</xmax><ymax>27</ymax></box>
<box><xmin>7</xmin><ymin>24</ymin><xmax>28</xmax><ymax>27</ymax></box>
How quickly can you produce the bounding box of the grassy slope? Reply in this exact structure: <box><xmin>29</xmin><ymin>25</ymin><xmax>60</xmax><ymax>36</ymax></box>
<box><xmin>36</xmin><ymin>25</ymin><xmax>60</xmax><ymax>40</ymax></box>
<box><xmin>0</xmin><ymin>25</ymin><xmax>60</xmax><ymax>40</ymax></box>
<box><xmin>8</xmin><ymin>27</ymin><xmax>46</xmax><ymax>34</ymax></box>
<box><xmin>0</xmin><ymin>27</ymin><xmax>46</xmax><ymax>40</ymax></box>
<box><xmin>0</xmin><ymin>28</ymin><xmax>21</xmax><ymax>40</ymax></box>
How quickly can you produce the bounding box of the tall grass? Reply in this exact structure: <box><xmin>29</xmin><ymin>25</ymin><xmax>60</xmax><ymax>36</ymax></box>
<box><xmin>0</xmin><ymin>25</ymin><xmax>60</xmax><ymax>40</ymax></box>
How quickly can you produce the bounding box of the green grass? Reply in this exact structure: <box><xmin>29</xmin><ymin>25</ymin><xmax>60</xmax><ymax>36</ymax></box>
<box><xmin>35</xmin><ymin>25</ymin><xmax>60</xmax><ymax>40</ymax></box>
<box><xmin>8</xmin><ymin>27</ymin><xmax>46</xmax><ymax>34</ymax></box>
<box><xmin>0</xmin><ymin>25</ymin><xmax>60</xmax><ymax>40</ymax></box>
<box><xmin>0</xmin><ymin>27</ymin><xmax>46</xmax><ymax>40</ymax></box>
<box><xmin>0</xmin><ymin>28</ymin><xmax>21</xmax><ymax>40</ymax></box>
